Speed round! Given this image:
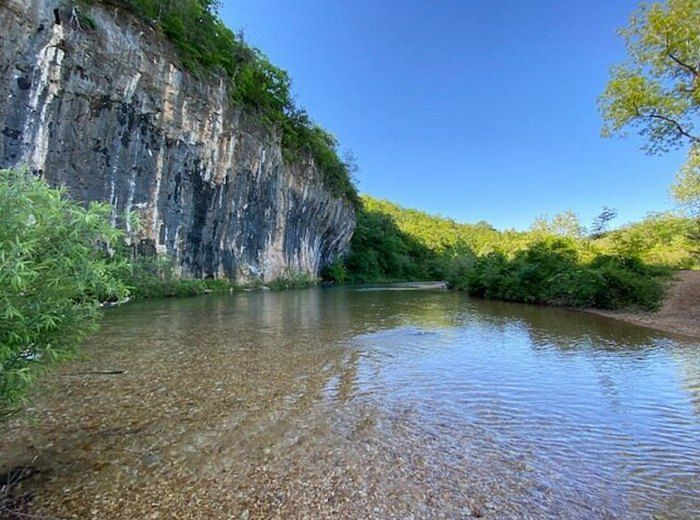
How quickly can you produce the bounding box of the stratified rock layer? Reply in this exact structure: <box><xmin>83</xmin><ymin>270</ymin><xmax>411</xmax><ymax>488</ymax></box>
<box><xmin>0</xmin><ymin>0</ymin><xmax>355</xmax><ymax>281</ymax></box>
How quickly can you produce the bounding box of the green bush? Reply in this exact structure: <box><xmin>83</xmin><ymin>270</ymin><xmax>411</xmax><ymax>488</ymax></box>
<box><xmin>0</xmin><ymin>169</ymin><xmax>129</xmax><ymax>414</ymax></box>
<box><xmin>448</xmin><ymin>240</ymin><xmax>669</xmax><ymax>311</ymax></box>
<box><xmin>586</xmin><ymin>255</ymin><xmax>669</xmax><ymax>310</ymax></box>
<box><xmin>267</xmin><ymin>270</ymin><xmax>318</xmax><ymax>290</ymax></box>
<box><xmin>321</xmin><ymin>260</ymin><xmax>349</xmax><ymax>283</ymax></box>
<box><xmin>451</xmin><ymin>252</ymin><xmax>508</xmax><ymax>298</ymax></box>
<box><xmin>121</xmin><ymin>253</ymin><xmax>236</xmax><ymax>299</ymax></box>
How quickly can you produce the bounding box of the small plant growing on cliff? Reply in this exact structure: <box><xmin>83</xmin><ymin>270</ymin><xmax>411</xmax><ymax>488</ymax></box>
<box><xmin>321</xmin><ymin>260</ymin><xmax>349</xmax><ymax>283</ymax></box>
<box><xmin>0</xmin><ymin>169</ymin><xmax>129</xmax><ymax>416</ymax></box>
<box><xmin>268</xmin><ymin>270</ymin><xmax>319</xmax><ymax>290</ymax></box>
<box><xmin>60</xmin><ymin>0</ymin><xmax>97</xmax><ymax>30</ymax></box>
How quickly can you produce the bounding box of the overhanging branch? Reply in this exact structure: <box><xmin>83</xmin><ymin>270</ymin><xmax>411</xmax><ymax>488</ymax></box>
<box><xmin>668</xmin><ymin>52</ymin><xmax>699</xmax><ymax>78</ymax></box>
<box><xmin>646</xmin><ymin>110</ymin><xmax>699</xmax><ymax>143</ymax></box>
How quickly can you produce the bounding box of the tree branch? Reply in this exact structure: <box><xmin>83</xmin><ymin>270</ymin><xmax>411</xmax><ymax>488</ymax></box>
<box><xmin>668</xmin><ymin>52</ymin><xmax>699</xmax><ymax>77</ymax></box>
<box><xmin>646</xmin><ymin>110</ymin><xmax>699</xmax><ymax>142</ymax></box>
<box><xmin>663</xmin><ymin>34</ymin><xmax>699</xmax><ymax>78</ymax></box>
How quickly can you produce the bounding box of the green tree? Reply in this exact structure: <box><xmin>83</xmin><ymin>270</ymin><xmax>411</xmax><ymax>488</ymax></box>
<box><xmin>599</xmin><ymin>0</ymin><xmax>699</xmax><ymax>154</ymax></box>
<box><xmin>0</xmin><ymin>169</ymin><xmax>129</xmax><ymax>415</ymax></box>
<box><xmin>531</xmin><ymin>210</ymin><xmax>585</xmax><ymax>238</ymax></box>
<box><xmin>590</xmin><ymin>207</ymin><xmax>619</xmax><ymax>237</ymax></box>
<box><xmin>671</xmin><ymin>144</ymin><xmax>700</xmax><ymax>216</ymax></box>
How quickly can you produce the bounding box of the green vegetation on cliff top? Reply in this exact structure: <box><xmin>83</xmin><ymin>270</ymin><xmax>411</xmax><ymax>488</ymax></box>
<box><xmin>82</xmin><ymin>0</ymin><xmax>358</xmax><ymax>205</ymax></box>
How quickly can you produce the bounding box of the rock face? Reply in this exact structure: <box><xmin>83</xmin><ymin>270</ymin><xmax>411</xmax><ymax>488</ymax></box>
<box><xmin>0</xmin><ymin>0</ymin><xmax>355</xmax><ymax>282</ymax></box>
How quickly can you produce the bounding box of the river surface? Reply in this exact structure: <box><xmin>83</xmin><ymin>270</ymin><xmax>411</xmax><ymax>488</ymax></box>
<box><xmin>1</xmin><ymin>285</ymin><xmax>699</xmax><ymax>519</ymax></box>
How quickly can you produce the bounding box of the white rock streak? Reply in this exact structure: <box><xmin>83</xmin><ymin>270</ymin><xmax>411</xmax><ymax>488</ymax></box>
<box><xmin>24</xmin><ymin>23</ymin><xmax>65</xmax><ymax>172</ymax></box>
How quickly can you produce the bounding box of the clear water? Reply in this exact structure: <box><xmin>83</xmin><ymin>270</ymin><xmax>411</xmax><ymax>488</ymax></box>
<box><xmin>2</xmin><ymin>286</ymin><xmax>699</xmax><ymax>518</ymax></box>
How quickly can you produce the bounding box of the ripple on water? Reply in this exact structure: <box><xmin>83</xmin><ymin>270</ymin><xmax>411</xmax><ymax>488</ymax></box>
<box><xmin>1</xmin><ymin>287</ymin><xmax>699</xmax><ymax>519</ymax></box>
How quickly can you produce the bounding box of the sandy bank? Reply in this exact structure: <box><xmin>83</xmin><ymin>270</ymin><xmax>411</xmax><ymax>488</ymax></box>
<box><xmin>585</xmin><ymin>270</ymin><xmax>700</xmax><ymax>340</ymax></box>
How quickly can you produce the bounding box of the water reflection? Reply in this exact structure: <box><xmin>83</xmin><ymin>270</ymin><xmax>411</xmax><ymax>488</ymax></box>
<box><xmin>1</xmin><ymin>286</ymin><xmax>698</xmax><ymax>518</ymax></box>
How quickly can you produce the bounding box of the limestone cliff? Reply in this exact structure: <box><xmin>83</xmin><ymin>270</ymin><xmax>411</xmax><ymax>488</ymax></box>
<box><xmin>0</xmin><ymin>0</ymin><xmax>355</xmax><ymax>282</ymax></box>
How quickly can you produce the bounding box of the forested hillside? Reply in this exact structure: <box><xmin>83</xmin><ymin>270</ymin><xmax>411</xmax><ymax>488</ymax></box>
<box><xmin>333</xmin><ymin>195</ymin><xmax>698</xmax><ymax>310</ymax></box>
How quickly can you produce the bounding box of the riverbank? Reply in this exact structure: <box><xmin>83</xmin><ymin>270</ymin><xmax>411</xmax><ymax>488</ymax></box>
<box><xmin>585</xmin><ymin>270</ymin><xmax>700</xmax><ymax>340</ymax></box>
<box><xmin>124</xmin><ymin>271</ymin><xmax>318</xmax><ymax>301</ymax></box>
<box><xmin>127</xmin><ymin>272</ymin><xmax>700</xmax><ymax>342</ymax></box>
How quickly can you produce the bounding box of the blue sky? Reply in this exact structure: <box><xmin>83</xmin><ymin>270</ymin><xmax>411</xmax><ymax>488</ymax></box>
<box><xmin>221</xmin><ymin>0</ymin><xmax>685</xmax><ymax>230</ymax></box>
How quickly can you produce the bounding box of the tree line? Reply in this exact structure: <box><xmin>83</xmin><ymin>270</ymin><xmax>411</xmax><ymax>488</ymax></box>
<box><xmin>328</xmin><ymin>195</ymin><xmax>697</xmax><ymax>304</ymax></box>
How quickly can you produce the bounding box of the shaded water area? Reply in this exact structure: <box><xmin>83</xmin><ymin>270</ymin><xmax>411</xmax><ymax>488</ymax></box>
<box><xmin>2</xmin><ymin>286</ymin><xmax>699</xmax><ymax>518</ymax></box>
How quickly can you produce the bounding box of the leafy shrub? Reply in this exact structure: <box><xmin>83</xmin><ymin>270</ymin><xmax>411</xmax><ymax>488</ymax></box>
<box><xmin>267</xmin><ymin>270</ymin><xmax>318</xmax><ymax>290</ymax></box>
<box><xmin>0</xmin><ymin>169</ymin><xmax>129</xmax><ymax>414</ymax></box>
<box><xmin>448</xmin><ymin>240</ymin><xmax>670</xmax><ymax>311</ymax></box>
<box><xmin>321</xmin><ymin>260</ymin><xmax>349</xmax><ymax>283</ymax></box>
<box><xmin>451</xmin><ymin>252</ymin><xmax>508</xmax><ymax>298</ymax></box>
<box><xmin>121</xmin><ymin>253</ymin><xmax>236</xmax><ymax>299</ymax></box>
<box><xmin>586</xmin><ymin>255</ymin><xmax>669</xmax><ymax>310</ymax></box>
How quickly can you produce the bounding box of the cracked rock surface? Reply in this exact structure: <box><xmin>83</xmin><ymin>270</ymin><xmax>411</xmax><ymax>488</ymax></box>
<box><xmin>0</xmin><ymin>0</ymin><xmax>355</xmax><ymax>282</ymax></box>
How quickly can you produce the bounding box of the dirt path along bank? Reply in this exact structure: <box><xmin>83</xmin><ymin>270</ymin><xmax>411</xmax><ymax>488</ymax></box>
<box><xmin>587</xmin><ymin>270</ymin><xmax>700</xmax><ymax>340</ymax></box>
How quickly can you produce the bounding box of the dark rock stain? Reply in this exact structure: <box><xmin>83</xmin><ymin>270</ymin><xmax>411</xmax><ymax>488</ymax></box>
<box><xmin>0</xmin><ymin>0</ymin><xmax>355</xmax><ymax>282</ymax></box>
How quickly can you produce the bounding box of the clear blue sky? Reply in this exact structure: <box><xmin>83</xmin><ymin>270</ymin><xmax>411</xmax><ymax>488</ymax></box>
<box><xmin>221</xmin><ymin>0</ymin><xmax>685</xmax><ymax>230</ymax></box>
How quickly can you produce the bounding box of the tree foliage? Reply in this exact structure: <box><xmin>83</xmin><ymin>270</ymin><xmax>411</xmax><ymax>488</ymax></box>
<box><xmin>450</xmin><ymin>240</ymin><xmax>669</xmax><ymax>311</ymax></box>
<box><xmin>345</xmin><ymin>201</ymin><xmax>443</xmax><ymax>282</ymax></box>
<box><xmin>341</xmin><ymin>197</ymin><xmax>499</xmax><ymax>283</ymax></box>
<box><xmin>598</xmin><ymin>211</ymin><xmax>698</xmax><ymax>266</ymax></box>
<box><xmin>0</xmin><ymin>169</ymin><xmax>129</xmax><ymax>414</ymax></box>
<box><xmin>531</xmin><ymin>210</ymin><xmax>586</xmax><ymax>238</ymax></box>
<box><xmin>335</xmin><ymin>196</ymin><xmax>695</xmax><ymax>310</ymax></box>
<box><xmin>590</xmin><ymin>206</ymin><xmax>619</xmax><ymax>237</ymax></box>
<box><xmin>671</xmin><ymin>144</ymin><xmax>700</xmax><ymax>216</ymax></box>
<box><xmin>599</xmin><ymin>0</ymin><xmax>699</xmax><ymax>154</ymax></box>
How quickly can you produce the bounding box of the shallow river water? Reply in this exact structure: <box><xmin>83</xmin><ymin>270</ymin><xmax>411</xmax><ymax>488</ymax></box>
<box><xmin>1</xmin><ymin>285</ymin><xmax>699</xmax><ymax>519</ymax></box>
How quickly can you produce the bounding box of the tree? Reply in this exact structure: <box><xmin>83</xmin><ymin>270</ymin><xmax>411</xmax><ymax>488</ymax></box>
<box><xmin>342</xmin><ymin>149</ymin><xmax>361</xmax><ymax>187</ymax></box>
<box><xmin>531</xmin><ymin>211</ymin><xmax>585</xmax><ymax>238</ymax></box>
<box><xmin>0</xmin><ymin>169</ymin><xmax>129</xmax><ymax>415</ymax></box>
<box><xmin>590</xmin><ymin>206</ymin><xmax>619</xmax><ymax>237</ymax></box>
<box><xmin>552</xmin><ymin>210</ymin><xmax>586</xmax><ymax>238</ymax></box>
<box><xmin>599</xmin><ymin>0</ymin><xmax>699</xmax><ymax>154</ymax></box>
<box><xmin>671</xmin><ymin>144</ymin><xmax>700</xmax><ymax>216</ymax></box>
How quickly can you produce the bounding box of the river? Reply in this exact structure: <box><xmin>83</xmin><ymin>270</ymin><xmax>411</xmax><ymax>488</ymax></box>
<box><xmin>2</xmin><ymin>285</ymin><xmax>699</xmax><ymax>518</ymax></box>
